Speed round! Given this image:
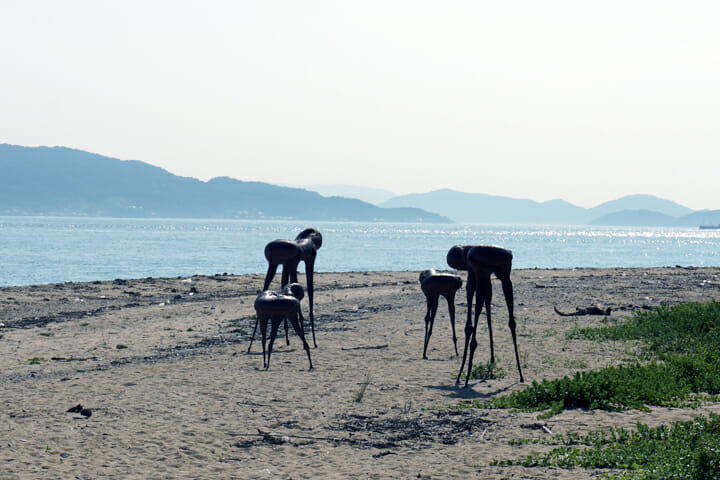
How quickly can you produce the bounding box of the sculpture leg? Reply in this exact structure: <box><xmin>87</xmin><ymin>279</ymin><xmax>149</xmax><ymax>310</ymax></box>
<box><xmin>264</xmin><ymin>264</ymin><xmax>278</xmax><ymax>291</ymax></box>
<box><xmin>465</xmin><ymin>271</ymin><xmax>476</xmax><ymax>334</ymax></box>
<box><xmin>288</xmin><ymin>312</ymin><xmax>313</xmax><ymax>370</ymax></box>
<box><xmin>298</xmin><ymin>309</ymin><xmax>307</xmax><ymax>336</ymax></box>
<box><xmin>423</xmin><ymin>295</ymin><xmax>438</xmax><ymax>359</ymax></box>
<box><xmin>247</xmin><ymin>316</ymin><xmax>259</xmax><ymax>353</ymax></box>
<box><xmin>305</xmin><ymin>260</ymin><xmax>317</xmax><ymax>348</ymax></box>
<box><xmin>289</xmin><ymin>259</ymin><xmax>300</xmax><ymax>285</ymax></box>
<box><xmin>456</xmin><ymin>272</ymin><xmax>477</xmax><ymax>383</ymax></box>
<box><xmin>283</xmin><ymin>317</ymin><xmax>290</xmax><ymax>346</ymax></box>
<box><xmin>266</xmin><ymin>317</ymin><xmax>282</xmax><ymax>369</ymax></box>
<box><xmin>259</xmin><ymin>314</ymin><xmax>269</xmax><ymax>368</ymax></box>
<box><xmin>464</xmin><ymin>276</ymin><xmax>488</xmax><ymax>387</ymax></box>
<box><xmin>280</xmin><ymin>264</ymin><xmax>290</xmax><ymax>288</ymax></box>
<box><xmin>500</xmin><ymin>273</ymin><xmax>524</xmax><ymax>382</ymax></box>
<box><xmin>446</xmin><ymin>292</ymin><xmax>459</xmax><ymax>356</ymax></box>
<box><xmin>484</xmin><ymin>276</ymin><xmax>495</xmax><ymax>363</ymax></box>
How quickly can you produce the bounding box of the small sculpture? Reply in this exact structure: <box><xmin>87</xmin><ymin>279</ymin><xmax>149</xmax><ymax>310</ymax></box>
<box><xmin>252</xmin><ymin>283</ymin><xmax>313</xmax><ymax>370</ymax></box>
<box><xmin>419</xmin><ymin>269</ymin><xmax>462</xmax><ymax>359</ymax></box>
<box><xmin>447</xmin><ymin>245</ymin><xmax>524</xmax><ymax>385</ymax></box>
<box><xmin>263</xmin><ymin>228</ymin><xmax>322</xmax><ymax>347</ymax></box>
<box><xmin>247</xmin><ymin>280</ymin><xmax>306</xmax><ymax>353</ymax></box>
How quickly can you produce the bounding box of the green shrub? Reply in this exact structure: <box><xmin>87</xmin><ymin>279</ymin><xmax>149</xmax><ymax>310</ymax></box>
<box><xmin>455</xmin><ymin>301</ymin><xmax>720</xmax><ymax>417</ymax></box>
<box><xmin>494</xmin><ymin>414</ymin><xmax>720</xmax><ymax>480</ymax></box>
<box><xmin>465</xmin><ymin>361</ymin><xmax>506</xmax><ymax>381</ymax></box>
<box><xmin>481</xmin><ymin>301</ymin><xmax>720</xmax><ymax>478</ymax></box>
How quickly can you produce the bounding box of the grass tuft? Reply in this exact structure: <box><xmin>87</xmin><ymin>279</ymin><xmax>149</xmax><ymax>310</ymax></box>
<box><xmin>465</xmin><ymin>361</ymin><xmax>506</xmax><ymax>381</ymax></box>
<box><xmin>353</xmin><ymin>373</ymin><xmax>372</xmax><ymax>403</ymax></box>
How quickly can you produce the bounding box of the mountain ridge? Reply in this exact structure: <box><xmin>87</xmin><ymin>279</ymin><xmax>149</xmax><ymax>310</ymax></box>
<box><xmin>4</xmin><ymin>144</ymin><xmax>719</xmax><ymax>226</ymax></box>
<box><xmin>379</xmin><ymin>188</ymin><xmax>718</xmax><ymax>226</ymax></box>
<box><xmin>284</xmin><ymin>184</ymin><xmax>396</xmax><ymax>205</ymax></box>
<box><xmin>0</xmin><ymin>144</ymin><xmax>450</xmax><ymax>223</ymax></box>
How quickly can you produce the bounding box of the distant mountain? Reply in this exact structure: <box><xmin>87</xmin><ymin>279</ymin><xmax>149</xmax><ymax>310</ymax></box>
<box><xmin>0</xmin><ymin>144</ymin><xmax>451</xmax><ymax>223</ymax></box>
<box><xmin>588</xmin><ymin>209</ymin><xmax>680</xmax><ymax>227</ymax></box>
<box><xmin>289</xmin><ymin>184</ymin><xmax>396</xmax><ymax>205</ymax></box>
<box><xmin>381</xmin><ymin>188</ymin><xmax>701</xmax><ymax>226</ymax></box>
<box><xmin>590</xmin><ymin>209</ymin><xmax>720</xmax><ymax>227</ymax></box>
<box><xmin>381</xmin><ymin>189</ymin><xmax>588</xmax><ymax>224</ymax></box>
<box><xmin>587</xmin><ymin>194</ymin><xmax>694</xmax><ymax>219</ymax></box>
<box><xmin>680</xmin><ymin>210</ymin><xmax>720</xmax><ymax>227</ymax></box>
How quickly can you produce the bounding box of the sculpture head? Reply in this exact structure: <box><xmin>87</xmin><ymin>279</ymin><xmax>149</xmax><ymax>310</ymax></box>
<box><xmin>446</xmin><ymin>245</ymin><xmax>470</xmax><ymax>271</ymax></box>
<box><xmin>295</xmin><ymin>228</ymin><xmax>322</xmax><ymax>250</ymax></box>
<box><xmin>419</xmin><ymin>269</ymin><xmax>437</xmax><ymax>284</ymax></box>
<box><xmin>282</xmin><ymin>282</ymin><xmax>305</xmax><ymax>301</ymax></box>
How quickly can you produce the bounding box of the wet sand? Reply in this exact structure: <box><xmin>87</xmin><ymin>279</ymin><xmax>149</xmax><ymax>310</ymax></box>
<box><xmin>1</xmin><ymin>267</ymin><xmax>720</xmax><ymax>479</ymax></box>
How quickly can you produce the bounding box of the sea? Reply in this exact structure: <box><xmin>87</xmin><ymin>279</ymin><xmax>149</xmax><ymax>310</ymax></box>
<box><xmin>1</xmin><ymin>216</ymin><xmax>719</xmax><ymax>287</ymax></box>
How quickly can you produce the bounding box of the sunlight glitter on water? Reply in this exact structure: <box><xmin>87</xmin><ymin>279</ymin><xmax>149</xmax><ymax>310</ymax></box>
<box><xmin>1</xmin><ymin>218</ymin><xmax>719</xmax><ymax>286</ymax></box>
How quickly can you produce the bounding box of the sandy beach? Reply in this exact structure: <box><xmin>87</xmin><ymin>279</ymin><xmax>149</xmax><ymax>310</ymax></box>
<box><xmin>2</xmin><ymin>267</ymin><xmax>720</xmax><ymax>479</ymax></box>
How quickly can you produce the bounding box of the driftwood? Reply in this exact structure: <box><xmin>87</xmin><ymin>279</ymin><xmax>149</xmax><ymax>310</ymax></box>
<box><xmin>341</xmin><ymin>344</ymin><xmax>388</xmax><ymax>351</ymax></box>
<box><xmin>554</xmin><ymin>305</ymin><xmax>611</xmax><ymax>316</ymax></box>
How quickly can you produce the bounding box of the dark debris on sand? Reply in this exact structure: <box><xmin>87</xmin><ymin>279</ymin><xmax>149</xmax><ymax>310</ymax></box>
<box><xmin>233</xmin><ymin>409</ymin><xmax>492</xmax><ymax>452</ymax></box>
<box><xmin>328</xmin><ymin>409</ymin><xmax>493</xmax><ymax>450</ymax></box>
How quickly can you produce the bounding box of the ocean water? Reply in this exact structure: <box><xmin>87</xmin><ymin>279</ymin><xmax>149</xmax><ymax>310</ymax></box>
<box><xmin>1</xmin><ymin>216</ymin><xmax>719</xmax><ymax>287</ymax></box>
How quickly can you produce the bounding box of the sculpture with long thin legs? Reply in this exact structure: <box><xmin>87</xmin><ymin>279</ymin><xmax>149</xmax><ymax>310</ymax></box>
<box><xmin>247</xmin><ymin>283</ymin><xmax>307</xmax><ymax>354</ymax></box>
<box><xmin>262</xmin><ymin>228</ymin><xmax>322</xmax><ymax>347</ymax></box>
<box><xmin>447</xmin><ymin>245</ymin><xmax>524</xmax><ymax>386</ymax></box>
<box><xmin>253</xmin><ymin>283</ymin><xmax>313</xmax><ymax>370</ymax></box>
<box><xmin>419</xmin><ymin>269</ymin><xmax>462</xmax><ymax>359</ymax></box>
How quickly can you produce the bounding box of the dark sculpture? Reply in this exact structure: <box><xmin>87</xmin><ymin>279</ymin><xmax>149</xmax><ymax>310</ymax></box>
<box><xmin>246</xmin><ymin>279</ymin><xmax>304</xmax><ymax>353</ymax></box>
<box><xmin>262</xmin><ymin>228</ymin><xmax>322</xmax><ymax>348</ymax></box>
<box><xmin>252</xmin><ymin>283</ymin><xmax>313</xmax><ymax>370</ymax></box>
<box><xmin>447</xmin><ymin>245</ymin><xmax>524</xmax><ymax>385</ymax></box>
<box><xmin>419</xmin><ymin>269</ymin><xmax>462</xmax><ymax>359</ymax></box>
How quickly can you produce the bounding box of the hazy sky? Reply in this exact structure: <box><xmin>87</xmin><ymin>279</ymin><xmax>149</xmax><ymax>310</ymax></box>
<box><xmin>2</xmin><ymin>1</ymin><xmax>719</xmax><ymax>209</ymax></box>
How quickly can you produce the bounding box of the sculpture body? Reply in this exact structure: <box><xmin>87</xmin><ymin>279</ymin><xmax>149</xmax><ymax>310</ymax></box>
<box><xmin>419</xmin><ymin>269</ymin><xmax>462</xmax><ymax>359</ymax></box>
<box><xmin>263</xmin><ymin>228</ymin><xmax>322</xmax><ymax>347</ymax></box>
<box><xmin>253</xmin><ymin>283</ymin><xmax>313</xmax><ymax>370</ymax></box>
<box><xmin>447</xmin><ymin>244</ymin><xmax>524</xmax><ymax>385</ymax></box>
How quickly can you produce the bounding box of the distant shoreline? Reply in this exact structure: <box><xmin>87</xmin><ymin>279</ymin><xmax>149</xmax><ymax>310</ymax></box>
<box><xmin>2</xmin><ymin>265</ymin><xmax>717</xmax><ymax>290</ymax></box>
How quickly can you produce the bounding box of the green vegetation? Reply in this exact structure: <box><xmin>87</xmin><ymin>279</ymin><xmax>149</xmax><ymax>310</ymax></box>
<box><xmin>465</xmin><ymin>361</ymin><xmax>506</xmax><ymax>381</ymax></box>
<box><xmin>494</xmin><ymin>414</ymin><xmax>720</xmax><ymax>480</ymax></box>
<box><xmin>26</xmin><ymin>357</ymin><xmax>47</xmax><ymax>365</ymax></box>
<box><xmin>570</xmin><ymin>301</ymin><xmax>720</xmax><ymax>359</ymax></box>
<box><xmin>38</xmin><ymin>332</ymin><xmax>54</xmax><ymax>337</ymax></box>
<box><xmin>468</xmin><ymin>300</ymin><xmax>720</xmax><ymax>479</ymax></box>
<box><xmin>454</xmin><ymin>301</ymin><xmax>720</xmax><ymax>418</ymax></box>
<box><xmin>352</xmin><ymin>373</ymin><xmax>372</xmax><ymax>403</ymax></box>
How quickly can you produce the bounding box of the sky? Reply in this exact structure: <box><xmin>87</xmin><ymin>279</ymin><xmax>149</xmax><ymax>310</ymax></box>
<box><xmin>1</xmin><ymin>1</ymin><xmax>719</xmax><ymax>210</ymax></box>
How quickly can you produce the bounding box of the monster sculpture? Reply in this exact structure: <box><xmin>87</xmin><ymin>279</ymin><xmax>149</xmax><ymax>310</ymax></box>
<box><xmin>252</xmin><ymin>283</ymin><xmax>313</xmax><ymax>370</ymax></box>
<box><xmin>419</xmin><ymin>269</ymin><xmax>462</xmax><ymax>359</ymax></box>
<box><xmin>262</xmin><ymin>228</ymin><xmax>322</xmax><ymax>347</ymax></box>
<box><xmin>447</xmin><ymin>245</ymin><xmax>524</xmax><ymax>385</ymax></box>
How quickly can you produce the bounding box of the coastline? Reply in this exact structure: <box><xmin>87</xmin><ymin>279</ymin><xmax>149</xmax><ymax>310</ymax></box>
<box><xmin>2</xmin><ymin>267</ymin><xmax>720</xmax><ymax>479</ymax></box>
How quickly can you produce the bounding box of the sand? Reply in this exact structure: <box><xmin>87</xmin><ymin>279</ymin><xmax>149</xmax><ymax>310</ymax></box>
<box><xmin>2</xmin><ymin>267</ymin><xmax>720</xmax><ymax>479</ymax></box>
